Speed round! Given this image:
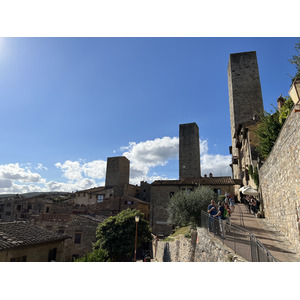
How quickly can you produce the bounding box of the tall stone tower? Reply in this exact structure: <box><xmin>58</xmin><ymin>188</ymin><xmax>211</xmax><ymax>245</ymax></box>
<box><xmin>179</xmin><ymin>122</ymin><xmax>201</xmax><ymax>179</ymax></box>
<box><xmin>228</xmin><ymin>51</ymin><xmax>264</xmax><ymax>179</ymax></box>
<box><xmin>105</xmin><ymin>156</ymin><xmax>130</xmax><ymax>188</ymax></box>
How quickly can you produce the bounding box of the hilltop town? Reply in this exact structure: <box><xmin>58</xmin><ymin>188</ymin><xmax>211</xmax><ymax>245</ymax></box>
<box><xmin>1</xmin><ymin>50</ymin><xmax>300</xmax><ymax>262</ymax></box>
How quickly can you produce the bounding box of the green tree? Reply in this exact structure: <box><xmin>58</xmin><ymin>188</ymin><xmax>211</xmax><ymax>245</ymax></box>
<box><xmin>255</xmin><ymin>98</ymin><xmax>294</xmax><ymax>159</ymax></box>
<box><xmin>76</xmin><ymin>248</ymin><xmax>111</xmax><ymax>262</ymax></box>
<box><xmin>288</xmin><ymin>38</ymin><xmax>300</xmax><ymax>82</ymax></box>
<box><xmin>167</xmin><ymin>186</ymin><xmax>216</xmax><ymax>228</ymax></box>
<box><xmin>92</xmin><ymin>209</ymin><xmax>152</xmax><ymax>262</ymax></box>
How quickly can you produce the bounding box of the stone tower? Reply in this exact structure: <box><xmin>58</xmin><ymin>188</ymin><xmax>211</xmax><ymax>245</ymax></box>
<box><xmin>105</xmin><ymin>156</ymin><xmax>130</xmax><ymax>188</ymax></box>
<box><xmin>227</xmin><ymin>51</ymin><xmax>264</xmax><ymax>179</ymax></box>
<box><xmin>179</xmin><ymin>122</ymin><xmax>201</xmax><ymax>179</ymax></box>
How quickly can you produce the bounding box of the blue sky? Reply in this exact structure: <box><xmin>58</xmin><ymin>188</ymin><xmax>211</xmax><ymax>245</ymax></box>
<box><xmin>0</xmin><ymin>37</ymin><xmax>298</xmax><ymax>194</ymax></box>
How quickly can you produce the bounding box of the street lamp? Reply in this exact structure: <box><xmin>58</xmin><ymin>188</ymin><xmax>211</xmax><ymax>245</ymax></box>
<box><xmin>289</xmin><ymin>78</ymin><xmax>300</xmax><ymax>112</ymax></box>
<box><xmin>134</xmin><ymin>215</ymin><xmax>140</xmax><ymax>262</ymax></box>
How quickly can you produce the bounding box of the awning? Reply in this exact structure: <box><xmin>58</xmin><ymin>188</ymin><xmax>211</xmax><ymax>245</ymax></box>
<box><xmin>239</xmin><ymin>186</ymin><xmax>249</xmax><ymax>193</ymax></box>
<box><xmin>242</xmin><ymin>186</ymin><xmax>259</xmax><ymax>196</ymax></box>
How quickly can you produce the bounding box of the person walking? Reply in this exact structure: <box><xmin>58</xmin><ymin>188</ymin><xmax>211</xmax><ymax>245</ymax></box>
<box><xmin>229</xmin><ymin>195</ymin><xmax>235</xmax><ymax>213</ymax></box>
<box><xmin>207</xmin><ymin>200</ymin><xmax>217</xmax><ymax>232</ymax></box>
<box><xmin>215</xmin><ymin>201</ymin><xmax>227</xmax><ymax>238</ymax></box>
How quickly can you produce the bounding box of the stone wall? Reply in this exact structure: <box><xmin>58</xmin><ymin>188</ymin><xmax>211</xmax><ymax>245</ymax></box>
<box><xmin>152</xmin><ymin>228</ymin><xmax>245</xmax><ymax>262</ymax></box>
<box><xmin>259</xmin><ymin>108</ymin><xmax>300</xmax><ymax>251</ymax></box>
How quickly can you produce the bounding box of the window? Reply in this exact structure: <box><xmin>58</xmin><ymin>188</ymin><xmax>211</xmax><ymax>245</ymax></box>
<box><xmin>213</xmin><ymin>188</ymin><xmax>221</xmax><ymax>196</ymax></box>
<box><xmin>74</xmin><ymin>233</ymin><xmax>82</xmax><ymax>244</ymax></box>
<box><xmin>125</xmin><ymin>201</ymin><xmax>134</xmax><ymax>205</ymax></box>
<box><xmin>17</xmin><ymin>205</ymin><xmax>22</xmax><ymax>211</ymax></box>
<box><xmin>48</xmin><ymin>248</ymin><xmax>57</xmax><ymax>262</ymax></box>
<box><xmin>97</xmin><ymin>194</ymin><xmax>104</xmax><ymax>203</ymax></box>
<box><xmin>46</xmin><ymin>207</ymin><xmax>50</xmax><ymax>213</ymax></box>
<box><xmin>5</xmin><ymin>211</ymin><xmax>11</xmax><ymax>216</ymax></box>
<box><xmin>58</xmin><ymin>228</ymin><xmax>65</xmax><ymax>234</ymax></box>
<box><xmin>28</xmin><ymin>204</ymin><xmax>32</xmax><ymax>210</ymax></box>
<box><xmin>6</xmin><ymin>203</ymin><xmax>11</xmax><ymax>207</ymax></box>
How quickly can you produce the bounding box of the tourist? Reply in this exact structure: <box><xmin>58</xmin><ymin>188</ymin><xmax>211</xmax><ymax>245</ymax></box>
<box><xmin>229</xmin><ymin>195</ymin><xmax>235</xmax><ymax>213</ymax></box>
<box><xmin>215</xmin><ymin>201</ymin><xmax>227</xmax><ymax>237</ymax></box>
<box><xmin>251</xmin><ymin>198</ymin><xmax>257</xmax><ymax>215</ymax></box>
<box><xmin>224</xmin><ymin>202</ymin><xmax>232</xmax><ymax>232</ymax></box>
<box><xmin>207</xmin><ymin>200</ymin><xmax>217</xmax><ymax>232</ymax></box>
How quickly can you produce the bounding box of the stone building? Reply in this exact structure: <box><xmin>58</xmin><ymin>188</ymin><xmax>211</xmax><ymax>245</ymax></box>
<box><xmin>0</xmin><ymin>221</ymin><xmax>70</xmax><ymax>262</ymax></box>
<box><xmin>227</xmin><ymin>51</ymin><xmax>264</xmax><ymax>197</ymax></box>
<box><xmin>32</xmin><ymin>213</ymin><xmax>107</xmax><ymax>261</ymax></box>
<box><xmin>150</xmin><ymin>123</ymin><xmax>240</xmax><ymax>236</ymax></box>
<box><xmin>150</xmin><ymin>175</ymin><xmax>239</xmax><ymax>235</ymax></box>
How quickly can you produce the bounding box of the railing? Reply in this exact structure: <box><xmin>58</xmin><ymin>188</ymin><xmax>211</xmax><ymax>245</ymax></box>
<box><xmin>201</xmin><ymin>211</ymin><xmax>277</xmax><ymax>262</ymax></box>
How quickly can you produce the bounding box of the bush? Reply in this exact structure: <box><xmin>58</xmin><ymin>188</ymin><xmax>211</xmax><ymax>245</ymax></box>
<box><xmin>167</xmin><ymin>186</ymin><xmax>216</xmax><ymax>228</ymax></box>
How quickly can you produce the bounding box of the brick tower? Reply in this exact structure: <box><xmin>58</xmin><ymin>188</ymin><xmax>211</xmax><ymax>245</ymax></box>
<box><xmin>179</xmin><ymin>122</ymin><xmax>201</xmax><ymax>179</ymax></box>
<box><xmin>227</xmin><ymin>51</ymin><xmax>264</xmax><ymax>179</ymax></box>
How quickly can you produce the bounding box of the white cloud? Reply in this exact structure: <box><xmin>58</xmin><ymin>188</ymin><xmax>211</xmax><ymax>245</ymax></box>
<box><xmin>201</xmin><ymin>153</ymin><xmax>232</xmax><ymax>177</ymax></box>
<box><xmin>0</xmin><ymin>136</ymin><xmax>232</xmax><ymax>195</ymax></box>
<box><xmin>36</xmin><ymin>163</ymin><xmax>48</xmax><ymax>171</ymax></box>
<box><xmin>121</xmin><ymin>136</ymin><xmax>179</xmax><ymax>183</ymax></box>
<box><xmin>0</xmin><ymin>163</ymin><xmax>42</xmax><ymax>183</ymax></box>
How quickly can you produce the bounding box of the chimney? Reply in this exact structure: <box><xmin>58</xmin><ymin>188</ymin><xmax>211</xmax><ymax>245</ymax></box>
<box><xmin>277</xmin><ymin>95</ymin><xmax>285</xmax><ymax>110</ymax></box>
<box><xmin>209</xmin><ymin>173</ymin><xmax>213</xmax><ymax>178</ymax></box>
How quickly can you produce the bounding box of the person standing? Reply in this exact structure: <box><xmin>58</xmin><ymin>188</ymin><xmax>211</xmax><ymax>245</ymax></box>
<box><xmin>207</xmin><ymin>200</ymin><xmax>217</xmax><ymax>232</ymax></box>
<box><xmin>215</xmin><ymin>201</ymin><xmax>226</xmax><ymax>238</ymax></box>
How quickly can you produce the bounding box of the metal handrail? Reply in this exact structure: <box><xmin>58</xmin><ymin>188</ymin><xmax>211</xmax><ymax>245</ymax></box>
<box><xmin>201</xmin><ymin>211</ymin><xmax>277</xmax><ymax>262</ymax></box>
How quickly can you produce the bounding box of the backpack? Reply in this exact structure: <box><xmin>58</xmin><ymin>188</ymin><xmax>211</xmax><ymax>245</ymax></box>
<box><xmin>223</xmin><ymin>207</ymin><xmax>228</xmax><ymax>218</ymax></box>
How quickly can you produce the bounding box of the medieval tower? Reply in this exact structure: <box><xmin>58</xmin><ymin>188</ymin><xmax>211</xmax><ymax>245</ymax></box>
<box><xmin>179</xmin><ymin>122</ymin><xmax>201</xmax><ymax>179</ymax></box>
<box><xmin>105</xmin><ymin>156</ymin><xmax>130</xmax><ymax>195</ymax></box>
<box><xmin>227</xmin><ymin>51</ymin><xmax>264</xmax><ymax>179</ymax></box>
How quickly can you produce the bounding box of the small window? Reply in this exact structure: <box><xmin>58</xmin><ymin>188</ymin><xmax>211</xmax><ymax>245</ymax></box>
<box><xmin>28</xmin><ymin>204</ymin><xmax>32</xmax><ymax>210</ymax></box>
<box><xmin>97</xmin><ymin>194</ymin><xmax>104</xmax><ymax>203</ymax></box>
<box><xmin>48</xmin><ymin>248</ymin><xmax>57</xmax><ymax>262</ymax></box>
<box><xmin>46</xmin><ymin>207</ymin><xmax>50</xmax><ymax>213</ymax></box>
<box><xmin>5</xmin><ymin>211</ymin><xmax>11</xmax><ymax>216</ymax></box>
<box><xmin>17</xmin><ymin>205</ymin><xmax>22</xmax><ymax>211</ymax></box>
<box><xmin>6</xmin><ymin>203</ymin><xmax>11</xmax><ymax>207</ymax></box>
<box><xmin>74</xmin><ymin>233</ymin><xmax>82</xmax><ymax>244</ymax></box>
<box><xmin>58</xmin><ymin>228</ymin><xmax>65</xmax><ymax>234</ymax></box>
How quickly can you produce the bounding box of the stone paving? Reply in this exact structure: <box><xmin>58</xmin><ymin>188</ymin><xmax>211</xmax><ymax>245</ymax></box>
<box><xmin>231</xmin><ymin>203</ymin><xmax>300</xmax><ymax>262</ymax></box>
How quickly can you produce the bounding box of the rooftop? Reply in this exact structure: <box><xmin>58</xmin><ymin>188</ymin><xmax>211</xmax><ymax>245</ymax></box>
<box><xmin>0</xmin><ymin>221</ymin><xmax>70</xmax><ymax>251</ymax></box>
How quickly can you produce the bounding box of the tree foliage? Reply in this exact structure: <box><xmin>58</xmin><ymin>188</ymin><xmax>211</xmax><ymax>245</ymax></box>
<box><xmin>76</xmin><ymin>248</ymin><xmax>111</xmax><ymax>262</ymax></box>
<box><xmin>92</xmin><ymin>209</ymin><xmax>152</xmax><ymax>262</ymax></box>
<box><xmin>167</xmin><ymin>186</ymin><xmax>216</xmax><ymax>228</ymax></box>
<box><xmin>255</xmin><ymin>97</ymin><xmax>293</xmax><ymax>159</ymax></box>
<box><xmin>288</xmin><ymin>38</ymin><xmax>300</xmax><ymax>82</ymax></box>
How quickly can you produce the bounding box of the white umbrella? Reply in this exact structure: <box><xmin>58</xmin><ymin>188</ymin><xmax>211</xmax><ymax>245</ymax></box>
<box><xmin>239</xmin><ymin>186</ymin><xmax>249</xmax><ymax>193</ymax></box>
<box><xmin>242</xmin><ymin>186</ymin><xmax>259</xmax><ymax>196</ymax></box>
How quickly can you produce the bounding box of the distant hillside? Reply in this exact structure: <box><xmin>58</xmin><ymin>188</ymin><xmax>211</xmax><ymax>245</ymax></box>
<box><xmin>0</xmin><ymin>191</ymin><xmax>73</xmax><ymax>198</ymax></box>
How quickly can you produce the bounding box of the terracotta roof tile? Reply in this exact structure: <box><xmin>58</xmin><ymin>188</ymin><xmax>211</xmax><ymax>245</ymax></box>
<box><xmin>152</xmin><ymin>176</ymin><xmax>237</xmax><ymax>186</ymax></box>
<box><xmin>0</xmin><ymin>222</ymin><xmax>70</xmax><ymax>250</ymax></box>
